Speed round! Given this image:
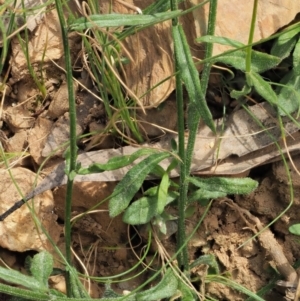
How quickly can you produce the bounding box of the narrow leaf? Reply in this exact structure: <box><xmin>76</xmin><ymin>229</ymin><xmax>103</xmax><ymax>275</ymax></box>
<box><xmin>213</xmin><ymin>49</ymin><xmax>281</xmax><ymax>73</ymax></box>
<box><xmin>0</xmin><ymin>266</ymin><xmax>47</xmax><ymax>292</ymax></box>
<box><xmin>157</xmin><ymin>173</ymin><xmax>170</xmax><ymax>214</ymax></box>
<box><xmin>78</xmin><ymin>148</ymin><xmax>157</xmax><ymax>174</ymax></box>
<box><xmin>172</xmin><ymin>24</ymin><xmax>216</xmax><ymax>133</ymax></box>
<box><xmin>0</xmin><ymin>282</ymin><xmax>49</xmax><ymax>300</ymax></box>
<box><xmin>247</xmin><ymin>72</ymin><xmax>278</xmax><ymax>105</ymax></box>
<box><xmin>30</xmin><ymin>251</ymin><xmax>53</xmax><ymax>287</ymax></box>
<box><xmin>293</xmin><ymin>37</ymin><xmax>300</xmax><ymax>74</ymax></box>
<box><xmin>188</xmin><ymin>177</ymin><xmax>258</xmax><ymax>195</ymax></box>
<box><xmin>136</xmin><ymin>268</ymin><xmax>178</xmax><ymax>301</ymax></box>
<box><xmin>70</xmin><ymin>11</ymin><xmax>182</xmax><ymax>30</ymax></box>
<box><xmin>109</xmin><ymin>152</ymin><xmax>170</xmax><ymax>217</ymax></box>
<box><xmin>143</xmin><ymin>0</ymin><xmax>184</xmax><ymax>14</ymax></box>
<box><xmin>196</xmin><ymin>35</ymin><xmax>244</xmax><ymax>48</ymax></box>
<box><xmin>188</xmin><ymin>188</ymin><xmax>225</xmax><ymax>204</ymax></box>
<box><xmin>208</xmin><ymin>275</ymin><xmax>266</xmax><ymax>301</ymax></box>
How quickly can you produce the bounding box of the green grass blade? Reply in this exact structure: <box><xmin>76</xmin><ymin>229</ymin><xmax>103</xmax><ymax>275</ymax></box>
<box><xmin>293</xmin><ymin>36</ymin><xmax>300</xmax><ymax>74</ymax></box>
<box><xmin>196</xmin><ymin>35</ymin><xmax>245</xmax><ymax>48</ymax></box>
<box><xmin>172</xmin><ymin>24</ymin><xmax>215</xmax><ymax>132</ymax></box>
<box><xmin>109</xmin><ymin>152</ymin><xmax>170</xmax><ymax>217</ymax></box>
<box><xmin>69</xmin><ymin>11</ymin><xmax>182</xmax><ymax>30</ymax></box>
<box><xmin>143</xmin><ymin>0</ymin><xmax>184</xmax><ymax>14</ymax></box>
<box><xmin>206</xmin><ymin>275</ymin><xmax>265</xmax><ymax>301</ymax></box>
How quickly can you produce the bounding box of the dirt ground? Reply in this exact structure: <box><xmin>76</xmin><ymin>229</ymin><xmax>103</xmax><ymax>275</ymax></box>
<box><xmin>44</xmin><ymin>154</ymin><xmax>300</xmax><ymax>300</ymax></box>
<box><xmin>1</xmin><ymin>2</ymin><xmax>300</xmax><ymax>301</ymax></box>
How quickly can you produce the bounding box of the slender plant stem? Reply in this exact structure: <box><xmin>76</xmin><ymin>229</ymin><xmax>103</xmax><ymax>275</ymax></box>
<box><xmin>55</xmin><ymin>0</ymin><xmax>78</xmax><ymax>296</ymax></box>
<box><xmin>172</xmin><ymin>0</ymin><xmax>218</xmax><ymax>271</ymax></box>
<box><xmin>170</xmin><ymin>0</ymin><xmax>189</xmax><ymax>270</ymax></box>
<box><xmin>245</xmin><ymin>0</ymin><xmax>258</xmax><ymax>72</ymax></box>
<box><xmin>201</xmin><ymin>0</ymin><xmax>218</xmax><ymax>92</ymax></box>
<box><xmin>175</xmin><ymin>65</ymin><xmax>188</xmax><ymax>269</ymax></box>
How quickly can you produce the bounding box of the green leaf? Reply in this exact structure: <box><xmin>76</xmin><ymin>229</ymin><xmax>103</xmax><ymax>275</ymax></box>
<box><xmin>188</xmin><ymin>188</ymin><xmax>225</xmax><ymax>204</ymax></box>
<box><xmin>178</xmin><ymin>280</ymin><xmax>196</xmax><ymax>301</ymax></box>
<box><xmin>151</xmin><ymin>164</ymin><xmax>168</xmax><ymax>178</ymax></box>
<box><xmin>30</xmin><ymin>251</ymin><xmax>53</xmax><ymax>287</ymax></box>
<box><xmin>293</xmin><ymin>37</ymin><xmax>300</xmax><ymax>74</ymax></box>
<box><xmin>188</xmin><ymin>177</ymin><xmax>258</xmax><ymax>195</ymax></box>
<box><xmin>190</xmin><ymin>254</ymin><xmax>220</xmax><ymax>273</ymax></box>
<box><xmin>143</xmin><ymin>0</ymin><xmax>184</xmax><ymax>14</ymax></box>
<box><xmin>68</xmin><ymin>170</ymin><xmax>77</xmax><ymax>181</ymax></box>
<box><xmin>0</xmin><ymin>266</ymin><xmax>47</xmax><ymax>292</ymax></box>
<box><xmin>78</xmin><ymin>149</ymin><xmax>157</xmax><ymax>174</ymax></box>
<box><xmin>271</xmin><ymin>26</ymin><xmax>300</xmax><ymax>59</ymax></box>
<box><xmin>136</xmin><ymin>268</ymin><xmax>178</xmax><ymax>301</ymax></box>
<box><xmin>123</xmin><ymin>191</ymin><xmax>178</xmax><ymax>225</ymax></box>
<box><xmin>213</xmin><ymin>49</ymin><xmax>281</xmax><ymax>73</ymax></box>
<box><xmin>109</xmin><ymin>152</ymin><xmax>170</xmax><ymax>217</ymax></box>
<box><xmin>166</xmin><ymin>158</ymin><xmax>179</xmax><ymax>173</ymax></box>
<box><xmin>69</xmin><ymin>11</ymin><xmax>182</xmax><ymax>30</ymax></box>
<box><xmin>69</xmin><ymin>266</ymin><xmax>89</xmax><ymax>298</ymax></box>
<box><xmin>157</xmin><ymin>173</ymin><xmax>170</xmax><ymax>214</ymax></box>
<box><xmin>289</xmin><ymin>223</ymin><xmax>300</xmax><ymax>236</ymax></box>
<box><xmin>172</xmin><ymin>24</ymin><xmax>216</xmax><ymax>133</ymax></box>
<box><xmin>277</xmin><ymin>70</ymin><xmax>300</xmax><ymax>116</ymax></box>
<box><xmin>247</xmin><ymin>72</ymin><xmax>278</xmax><ymax>105</ymax></box>
<box><xmin>170</xmin><ymin>138</ymin><xmax>178</xmax><ymax>152</ymax></box>
<box><xmin>144</xmin><ymin>186</ymin><xmax>160</xmax><ymax>197</ymax></box>
<box><xmin>196</xmin><ymin>35</ymin><xmax>244</xmax><ymax>48</ymax></box>
<box><xmin>0</xmin><ymin>282</ymin><xmax>49</xmax><ymax>300</ymax></box>
<box><xmin>230</xmin><ymin>83</ymin><xmax>251</xmax><ymax>99</ymax></box>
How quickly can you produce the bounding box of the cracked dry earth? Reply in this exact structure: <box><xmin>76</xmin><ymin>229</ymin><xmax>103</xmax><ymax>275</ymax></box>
<box><xmin>185</xmin><ymin>155</ymin><xmax>300</xmax><ymax>301</ymax></box>
<box><xmin>26</xmin><ymin>152</ymin><xmax>299</xmax><ymax>300</ymax></box>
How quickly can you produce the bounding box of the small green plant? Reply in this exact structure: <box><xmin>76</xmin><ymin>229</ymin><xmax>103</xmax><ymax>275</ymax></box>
<box><xmin>289</xmin><ymin>223</ymin><xmax>300</xmax><ymax>236</ymax></box>
<box><xmin>1</xmin><ymin>0</ymin><xmax>299</xmax><ymax>300</ymax></box>
<box><xmin>0</xmin><ymin>251</ymin><xmax>180</xmax><ymax>301</ymax></box>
